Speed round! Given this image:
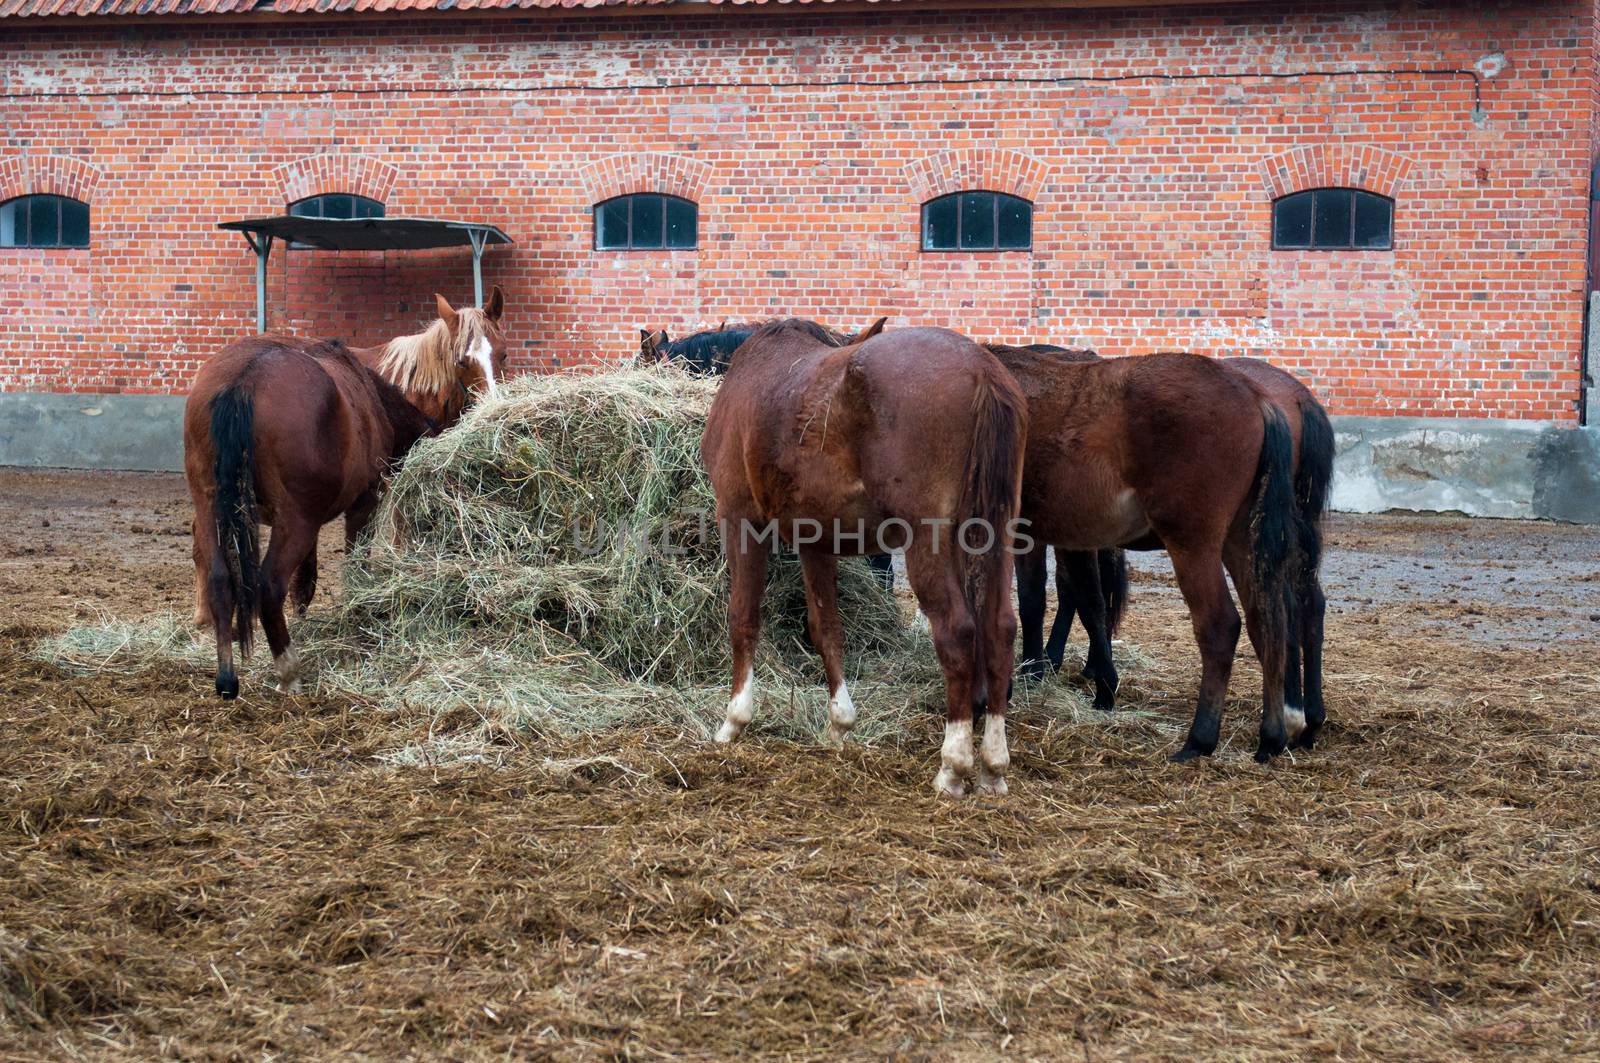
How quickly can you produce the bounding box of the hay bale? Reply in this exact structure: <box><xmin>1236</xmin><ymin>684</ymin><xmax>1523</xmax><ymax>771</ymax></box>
<box><xmin>340</xmin><ymin>367</ymin><xmax>905</xmax><ymax>686</ymax></box>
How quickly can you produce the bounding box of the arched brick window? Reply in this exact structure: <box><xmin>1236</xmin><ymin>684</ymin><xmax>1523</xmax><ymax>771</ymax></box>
<box><xmin>594</xmin><ymin>193</ymin><xmax>697</xmax><ymax>250</ymax></box>
<box><xmin>1271</xmin><ymin>188</ymin><xmax>1393</xmax><ymax>250</ymax></box>
<box><xmin>921</xmin><ymin>191</ymin><xmax>1032</xmax><ymax>251</ymax></box>
<box><xmin>0</xmin><ymin>194</ymin><xmax>90</xmax><ymax>248</ymax></box>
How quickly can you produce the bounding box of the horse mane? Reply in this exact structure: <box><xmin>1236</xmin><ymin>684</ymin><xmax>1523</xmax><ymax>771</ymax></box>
<box><xmin>985</xmin><ymin>341</ymin><xmax>1101</xmax><ymax>367</ymax></box>
<box><xmin>747</xmin><ymin>317</ymin><xmax>853</xmax><ymax>348</ymax></box>
<box><xmin>376</xmin><ymin>308</ymin><xmax>492</xmax><ymax>396</ymax></box>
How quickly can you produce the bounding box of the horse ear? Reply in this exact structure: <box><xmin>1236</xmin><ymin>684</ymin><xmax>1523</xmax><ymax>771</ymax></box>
<box><xmin>717</xmin><ymin>319</ymin><xmax>727</xmax><ymax>332</ymax></box>
<box><xmin>435</xmin><ymin>293</ymin><xmax>460</xmax><ymax>329</ymax></box>
<box><xmin>484</xmin><ymin>285</ymin><xmax>504</xmax><ymax>322</ymax></box>
<box><xmin>637</xmin><ymin>329</ymin><xmax>664</xmax><ymax>365</ymax></box>
<box><xmin>857</xmin><ymin>316</ymin><xmax>888</xmax><ymax>342</ymax></box>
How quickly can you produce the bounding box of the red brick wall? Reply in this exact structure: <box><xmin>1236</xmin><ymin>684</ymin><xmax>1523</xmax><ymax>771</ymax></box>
<box><xmin>0</xmin><ymin>1</ymin><xmax>1593</xmax><ymax>421</ymax></box>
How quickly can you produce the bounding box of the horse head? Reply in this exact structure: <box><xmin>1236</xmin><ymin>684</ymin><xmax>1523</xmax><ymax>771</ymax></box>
<box><xmin>638</xmin><ymin>328</ymin><xmax>670</xmax><ymax>367</ymax></box>
<box><xmin>435</xmin><ymin>286</ymin><xmax>507</xmax><ymax>403</ymax></box>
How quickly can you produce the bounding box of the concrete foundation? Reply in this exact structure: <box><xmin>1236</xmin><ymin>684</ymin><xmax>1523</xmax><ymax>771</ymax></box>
<box><xmin>1</xmin><ymin>391</ymin><xmax>1597</xmax><ymax>523</ymax></box>
<box><xmin>0</xmin><ymin>392</ymin><xmax>185</xmax><ymax>473</ymax></box>
<box><xmin>1333</xmin><ymin>415</ymin><xmax>1600</xmax><ymax>523</ymax></box>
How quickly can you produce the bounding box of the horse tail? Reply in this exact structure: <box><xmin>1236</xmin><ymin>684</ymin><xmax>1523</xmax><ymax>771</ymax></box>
<box><xmin>1100</xmin><ymin>548</ymin><xmax>1130</xmax><ymax>637</ymax></box>
<box><xmin>959</xmin><ymin>363</ymin><xmax>1029</xmax><ymax>707</ymax></box>
<box><xmin>1249</xmin><ymin>401</ymin><xmax>1298</xmax><ymax>644</ymax></box>
<box><xmin>1294</xmin><ymin>395</ymin><xmax>1336</xmax><ymax>579</ymax></box>
<box><xmin>208</xmin><ymin>383</ymin><xmax>261</xmax><ymax>671</ymax></box>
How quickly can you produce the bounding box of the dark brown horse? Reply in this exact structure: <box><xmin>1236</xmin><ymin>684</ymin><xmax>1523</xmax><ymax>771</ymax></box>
<box><xmin>986</xmin><ymin>344</ymin><xmax>1300</xmax><ymax>763</ymax></box>
<box><xmin>185</xmin><ymin>289</ymin><xmax>507</xmax><ymax>698</ymax></box>
<box><xmin>702</xmin><ymin>320</ymin><xmax>1027</xmax><ymax>797</ymax></box>
<box><xmin>1012</xmin><ymin>346</ymin><xmax>1334</xmax><ymax>750</ymax></box>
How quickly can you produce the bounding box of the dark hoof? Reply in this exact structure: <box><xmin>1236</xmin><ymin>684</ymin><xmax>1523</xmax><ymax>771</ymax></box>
<box><xmin>1292</xmin><ymin>724</ymin><xmax>1322</xmax><ymax>751</ymax></box>
<box><xmin>1255</xmin><ymin>731</ymin><xmax>1289</xmax><ymax>764</ymax></box>
<box><xmin>1045</xmin><ymin>649</ymin><xmax>1066</xmax><ymax>672</ymax></box>
<box><xmin>1170</xmin><ymin>742</ymin><xmax>1212</xmax><ymax>763</ymax></box>
<box><xmin>216</xmin><ymin>673</ymin><xmax>239</xmax><ymax>700</ymax></box>
<box><xmin>1092</xmin><ymin>691</ymin><xmax>1117</xmax><ymax>713</ymax></box>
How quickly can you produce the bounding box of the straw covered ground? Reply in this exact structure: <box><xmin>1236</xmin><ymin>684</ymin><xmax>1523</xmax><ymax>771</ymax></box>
<box><xmin>2</xmin><ymin>379</ymin><xmax>1599</xmax><ymax>1058</ymax></box>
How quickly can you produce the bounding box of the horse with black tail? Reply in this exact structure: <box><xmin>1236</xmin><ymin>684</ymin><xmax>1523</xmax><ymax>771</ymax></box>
<box><xmin>702</xmin><ymin>320</ymin><xmax>1027</xmax><ymax>796</ymax></box>
<box><xmin>987</xmin><ymin>344</ymin><xmax>1302</xmax><ymax>763</ymax></box>
<box><xmin>185</xmin><ymin>289</ymin><xmax>509</xmax><ymax>698</ymax></box>
<box><xmin>1223</xmin><ymin>357</ymin><xmax>1335</xmax><ymax>749</ymax></box>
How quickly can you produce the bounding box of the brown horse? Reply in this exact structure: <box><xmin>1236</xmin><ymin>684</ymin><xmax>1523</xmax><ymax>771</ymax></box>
<box><xmin>184</xmin><ymin>288</ymin><xmax>507</xmax><ymax>698</ymax></box>
<box><xmin>702</xmin><ymin>320</ymin><xmax>1027</xmax><ymax>797</ymax></box>
<box><xmin>1012</xmin><ymin>346</ymin><xmax>1334</xmax><ymax>751</ymax></box>
<box><xmin>986</xmin><ymin>344</ymin><xmax>1300</xmax><ymax>763</ymax></box>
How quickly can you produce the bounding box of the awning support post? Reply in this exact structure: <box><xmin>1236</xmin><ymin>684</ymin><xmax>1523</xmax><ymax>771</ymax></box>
<box><xmin>242</xmin><ymin>231</ymin><xmax>274</xmax><ymax>333</ymax></box>
<box><xmin>468</xmin><ymin>227</ymin><xmax>488</xmax><ymax>307</ymax></box>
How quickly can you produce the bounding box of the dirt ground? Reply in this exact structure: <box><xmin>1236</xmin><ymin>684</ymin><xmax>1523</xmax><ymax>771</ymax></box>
<box><xmin>2</xmin><ymin>468</ymin><xmax>1599</xmax><ymax>1060</ymax></box>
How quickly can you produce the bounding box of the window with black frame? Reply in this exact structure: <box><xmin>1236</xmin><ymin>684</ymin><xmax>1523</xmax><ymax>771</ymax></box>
<box><xmin>922</xmin><ymin>191</ymin><xmax>1032</xmax><ymax>251</ymax></box>
<box><xmin>0</xmin><ymin>195</ymin><xmax>90</xmax><ymax>248</ymax></box>
<box><xmin>594</xmin><ymin>194</ymin><xmax>697</xmax><ymax>250</ymax></box>
<box><xmin>1272</xmin><ymin>188</ymin><xmax>1393</xmax><ymax>250</ymax></box>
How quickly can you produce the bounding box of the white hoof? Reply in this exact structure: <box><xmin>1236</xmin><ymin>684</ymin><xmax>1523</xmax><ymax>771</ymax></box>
<box><xmin>1283</xmin><ymin>705</ymin><xmax>1308</xmax><ymax>743</ymax></box>
<box><xmin>976</xmin><ymin>770</ymin><xmax>1008</xmax><ymax>797</ymax></box>
<box><xmin>716</xmin><ymin>667</ymin><xmax>754</xmax><ymax>744</ymax></box>
<box><xmin>825</xmin><ymin>683</ymin><xmax>857</xmax><ymax>749</ymax></box>
<box><xmin>932</xmin><ymin>768</ymin><xmax>966</xmax><ymax>799</ymax></box>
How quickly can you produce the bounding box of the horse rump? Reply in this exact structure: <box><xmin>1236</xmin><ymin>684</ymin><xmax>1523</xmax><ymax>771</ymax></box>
<box><xmin>207</xmin><ymin>383</ymin><xmax>262</xmax><ymax>692</ymax></box>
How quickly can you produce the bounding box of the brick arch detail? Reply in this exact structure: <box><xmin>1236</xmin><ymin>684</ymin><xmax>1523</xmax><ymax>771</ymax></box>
<box><xmin>271</xmin><ymin>153</ymin><xmax>399</xmax><ymax>206</ymax></box>
<box><xmin>0</xmin><ymin>154</ymin><xmax>103</xmax><ymax>204</ymax></box>
<box><xmin>1257</xmin><ymin>144</ymin><xmax>1416</xmax><ymax>201</ymax></box>
<box><xmin>904</xmin><ymin>149</ymin><xmax>1051</xmax><ymax>204</ymax></box>
<box><xmin>579</xmin><ymin>154</ymin><xmax>712</xmax><ymax>205</ymax></box>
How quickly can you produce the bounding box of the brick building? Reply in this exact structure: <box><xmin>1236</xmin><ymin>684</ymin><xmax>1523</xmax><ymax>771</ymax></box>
<box><xmin>1</xmin><ymin>0</ymin><xmax>1597</xmax><ymax>516</ymax></box>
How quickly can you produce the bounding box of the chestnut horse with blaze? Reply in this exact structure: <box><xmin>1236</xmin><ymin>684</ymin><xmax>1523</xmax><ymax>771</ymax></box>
<box><xmin>986</xmin><ymin>344</ymin><xmax>1302</xmax><ymax>763</ymax></box>
<box><xmin>702</xmin><ymin>320</ymin><xmax>1028</xmax><ymax>797</ymax></box>
<box><xmin>185</xmin><ymin>289</ymin><xmax>507</xmax><ymax>698</ymax></box>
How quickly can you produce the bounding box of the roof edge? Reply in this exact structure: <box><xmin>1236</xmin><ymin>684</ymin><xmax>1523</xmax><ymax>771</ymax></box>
<box><xmin>1</xmin><ymin>0</ymin><xmax>1249</xmax><ymax>26</ymax></box>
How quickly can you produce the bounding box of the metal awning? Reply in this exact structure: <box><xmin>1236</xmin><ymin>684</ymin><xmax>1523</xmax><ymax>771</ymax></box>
<box><xmin>217</xmin><ymin>216</ymin><xmax>513</xmax><ymax>332</ymax></box>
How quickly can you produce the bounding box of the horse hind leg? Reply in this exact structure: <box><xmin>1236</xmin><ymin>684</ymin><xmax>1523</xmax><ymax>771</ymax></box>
<box><xmin>291</xmin><ymin>541</ymin><xmax>318</xmax><ymax>617</ymax></box>
<box><xmin>1224</xmin><ymin>533</ymin><xmax>1293</xmax><ymax>762</ymax></box>
<box><xmin>1044</xmin><ymin>546</ymin><xmax>1081</xmax><ymax>673</ymax></box>
<box><xmin>1065</xmin><ymin>549</ymin><xmax>1118</xmax><ymax>711</ymax></box>
<box><xmin>1167</xmin><ymin>543</ymin><xmax>1241</xmax><ymax>762</ymax></box>
<box><xmin>1295</xmin><ymin>578</ymin><xmax>1328</xmax><ymax>749</ymax></box>
<box><xmin>905</xmin><ymin>540</ymin><xmax>978</xmax><ymax>798</ymax></box>
<box><xmin>716</xmin><ymin>535</ymin><xmax>768</xmax><ymax>743</ymax></box>
<box><xmin>259</xmin><ymin>518</ymin><xmax>318</xmax><ymax>694</ymax></box>
<box><xmin>799</xmin><ymin>549</ymin><xmax>855</xmax><ymax>746</ymax></box>
<box><xmin>1014</xmin><ymin>539</ymin><xmax>1050</xmax><ymax>681</ymax></box>
<box><xmin>191</xmin><ymin>516</ymin><xmax>212</xmax><ymax>630</ymax></box>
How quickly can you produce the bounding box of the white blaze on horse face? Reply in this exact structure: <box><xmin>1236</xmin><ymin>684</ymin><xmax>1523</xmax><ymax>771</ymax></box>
<box><xmin>716</xmin><ymin>664</ymin><xmax>755</xmax><ymax>743</ymax></box>
<box><xmin>1282</xmin><ymin>704</ymin><xmax>1308</xmax><ymax>743</ymax></box>
<box><xmin>825</xmin><ymin>682</ymin><xmax>857</xmax><ymax>746</ymax></box>
<box><xmin>978</xmin><ymin>712</ymin><xmax>1009</xmax><ymax>796</ymax></box>
<box><xmin>468</xmin><ymin>335</ymin><xmax>498</xmax><ymax>397</ymax></box>
<box><xmin>932</xmin><ymin>717</ymin><xmax>974</xmax><ymax>798</ymax></box>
